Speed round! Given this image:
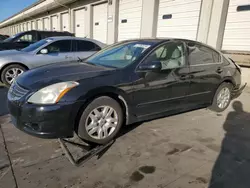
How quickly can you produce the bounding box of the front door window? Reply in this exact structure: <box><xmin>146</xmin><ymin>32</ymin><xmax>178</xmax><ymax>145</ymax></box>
<box><xmin>144</xmin><ymin>42</ymin><xmax>186</xmax><ymax>70</ymax></box>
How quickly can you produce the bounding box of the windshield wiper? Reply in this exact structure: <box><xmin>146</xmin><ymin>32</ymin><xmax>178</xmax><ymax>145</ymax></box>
<box><xmin>78</xmin><ymin>57</ymin><xmax>97</xmax><ymax>66</ymax></box>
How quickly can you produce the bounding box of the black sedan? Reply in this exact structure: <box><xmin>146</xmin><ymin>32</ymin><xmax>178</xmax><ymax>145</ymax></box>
<box><xmin>8</xmin><ymin>39</ymin><xmax>245</xmax><ymax>144</ymax></box>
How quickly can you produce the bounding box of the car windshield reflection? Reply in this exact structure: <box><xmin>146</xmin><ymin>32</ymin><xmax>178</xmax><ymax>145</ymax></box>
<box><xmin>86</xmin><ymin>41</ymin><xmax>153</xmax><ymax>68</ymax></box>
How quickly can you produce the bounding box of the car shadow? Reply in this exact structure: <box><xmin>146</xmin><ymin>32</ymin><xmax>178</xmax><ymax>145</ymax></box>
<box><xmin>209</xmin><ymin>101</ymin><xmax>250</xmax><ymax>188</ymax></box>
<box><xmin>0</xmin><ymin>87</ymin><xmax>8</xmax><ymax>116</ymax></box>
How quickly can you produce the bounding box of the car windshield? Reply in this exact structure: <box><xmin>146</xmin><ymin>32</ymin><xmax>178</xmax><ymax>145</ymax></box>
<box><xmin>86</xmin><ymin>41</ymin><xmax>154</xmax><ymax>68</ymax></box>
<box><xmin>3</xmin><ymin>33</ymin><xmax>22</xmax><ymax>42</ymax></box>
<box><xmin>20</xmin><ymin>39</ymin><xmax>50</xmax><ymax>52</ymax></box>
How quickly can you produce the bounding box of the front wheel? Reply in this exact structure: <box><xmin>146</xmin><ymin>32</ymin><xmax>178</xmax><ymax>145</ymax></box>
<box><xmin>1</xmin><ymin>64</ymin><xmax>26</xmax><ymax>86</ymax></box>
<box><xmin>77</xmin><ymin>96</ymin><xmax>123</xmax><ymax>144</ymax></box>
<box><xmin>209</xmin><ymin>82</ymin><xmax>233</xmax><ymax>112</ymax></box>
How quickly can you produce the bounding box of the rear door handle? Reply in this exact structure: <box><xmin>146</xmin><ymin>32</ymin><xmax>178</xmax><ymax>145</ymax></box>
<box><xmin>217</xmin><ymin>68</ymin><xmax>223</xmax><ymax>73</ymax></box>
<box><xmin>65</xmin><ymin>55</ymin><xmax>72</xmax><ymax>59</ymax></box>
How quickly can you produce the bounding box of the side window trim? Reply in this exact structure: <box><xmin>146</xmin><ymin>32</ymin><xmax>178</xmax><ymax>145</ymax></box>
<box><xmin>190</xmin><ymin>62</ymin><xmax>222</xmax><ymax>67</ymax></box>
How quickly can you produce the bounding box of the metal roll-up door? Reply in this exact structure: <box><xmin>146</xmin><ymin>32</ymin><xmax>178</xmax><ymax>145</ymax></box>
<box><xmin>74</xmin><ymin>8</ymin><xmax>85</xmax><ymax>37</ymax></box>
<box><xmin>62</xmin><ymin>12</ymin><xmax>69</xmax><ymax>31</ymax></box>
<box><xmin>93</xmin><ymin>3</ymin><xmax>108</xmax><ymax>43</ymax></box>
<box><xmin>222</xmin><ymin>0</ymin><xmax>250</xmax><ymax>52</ymax></box>
<box><xmin>15</xmin><ymin>25</ymin><xmax>18</xmax><ymax>33</ymax></box>
<box><xmin>27</xmin><ymin>22</ymin><xmax>31</xmax><ymax>31</ymax></box>
<box><xmin>37</xmin><ymin>19</ymin><xmax>42</xmax><ymax>30</ymax></box>
<box><xmin>31</xmin><ymin>21</ymin><xmax>36</xmax><ymax>30</ymax></box>
<box><xmin>43</xmin><ymin>18</ymin><xmax>50</xmax><ymax>30</ymax></box>
<box><xmin>19</xmin><ymin>24</ymin><xmax>22</xmax><ymax>32</ymax></box>
<box><xmin>23</xmin><ymin>23</ymin><xmax>27</xmax><ymax>31</ymax></box>
<box><xmin>118</xmin><ymin>0</ymin><xmax>143</xmax><ymax>41</ymax></box>
<box><xmin>51</xmin><ymin>15</ymin><xmax>59</xmax><ymax>31</ymax></box>
<box><xmin>157</xmin><ymin>0</ymin><xmax>202</xmax><ymax>40</ymax></box>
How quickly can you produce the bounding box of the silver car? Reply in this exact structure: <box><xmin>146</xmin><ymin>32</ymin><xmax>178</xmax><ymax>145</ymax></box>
<box><xmin>0</xmin><ymin>36</ymin><xmax>106</xmax><ymax>85</ymax></box>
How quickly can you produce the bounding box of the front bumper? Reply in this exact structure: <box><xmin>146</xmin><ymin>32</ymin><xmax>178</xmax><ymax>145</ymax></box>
<box><xmin>8</xmin><ymin>100</ymin><xmax>83</xmax><ymax>139</ymax></box>
<box><xmin>232</xmin><ymin>83</ymin><xmax>247</xmax><ymax>99</ymax></box>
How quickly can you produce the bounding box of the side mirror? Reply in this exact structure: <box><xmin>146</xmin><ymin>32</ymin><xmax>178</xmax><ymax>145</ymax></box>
<box><xmin>138</xmin><ymin>61</ymin><xmax>162</xmax><ymax>72</ymax></box>
<box><xmin>40</xmin><ymin>48</ymin><xmax>48</xmax><ymax>54</ymax></box>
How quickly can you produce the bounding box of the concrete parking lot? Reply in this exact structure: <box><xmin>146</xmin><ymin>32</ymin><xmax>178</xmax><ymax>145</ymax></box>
<box><xmin>1</xmin><ymin>86</ymin><xmax>250</xmax><ymax>188</ymax></box>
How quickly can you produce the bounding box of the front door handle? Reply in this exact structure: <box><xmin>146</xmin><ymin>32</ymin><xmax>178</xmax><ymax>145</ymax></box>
<box><xmin>180</xmin><ymin>75</ymin><xmax>188</xmax><ymax>80</ymax></box>
<box><xmin>217</xmin><ymin>68</ymin><xmax>223</xmax><ymax>73</ymax></box>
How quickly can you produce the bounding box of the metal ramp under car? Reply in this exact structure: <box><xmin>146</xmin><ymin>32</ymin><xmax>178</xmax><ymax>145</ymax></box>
<box><xmin>59</xmin><ymin>135</ymin><xmax>115</xmax><ymax>167</ymax></box>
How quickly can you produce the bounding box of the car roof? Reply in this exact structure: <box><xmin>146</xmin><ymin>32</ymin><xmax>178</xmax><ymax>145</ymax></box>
<box><xmin>45</xmin><ymin>36</ymin><xmax>106</xmax><ymax>48</ymax></box>
<box><xmin>119</xmin><ymin>38</ymin><xmax>219</xmax><ymax>51</ymax></box>
<box><xmin>118</xmin><ymin>38</ymin><xmax>201</xmax><ymax>43</ymax></box>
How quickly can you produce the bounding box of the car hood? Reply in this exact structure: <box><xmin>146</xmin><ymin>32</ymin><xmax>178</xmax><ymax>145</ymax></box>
<box><xmin>0</xmin><ymin>49</ymin><xmax>27</xmax><ymax>57</ymax></box>
<box><xmin>17</xmin><ymin>61</ymin><xmax>114</xmax><ymax>90</ymax></box>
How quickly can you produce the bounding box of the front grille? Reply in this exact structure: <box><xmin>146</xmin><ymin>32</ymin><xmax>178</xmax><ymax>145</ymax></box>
<box><xmin>8</xmin><ymin>81</ymin><xmax>29</xmax><ymax>101</ymax></box>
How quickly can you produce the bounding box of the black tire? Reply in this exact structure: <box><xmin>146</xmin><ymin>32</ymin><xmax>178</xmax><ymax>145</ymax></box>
<box><xmin>209</xmin><ymin>82</ymin><xmax>233</xmax><ymax>112</ymax></box>
<box><xmin>1</xmin><ymin>64</ymin><xmax>27</xmax><ymax>86</ymax></box>
<box><xmin>77</xmin><ymin>96</ymin><xmax>123</xmax><ymax>144</ymax></box>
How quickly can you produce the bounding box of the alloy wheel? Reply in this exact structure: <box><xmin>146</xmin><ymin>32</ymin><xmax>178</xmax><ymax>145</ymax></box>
<box><xmin>5</xmin><ymin>68</ymin><xmax>24</xmax><ymax>84</ymax></box>
<box><xmin>85</xmin><ymin>106</ymin><xmax>118</xmax><ymax>139</ymax></box>
<box><xmin>217</xmin><ymin>87</ymin><xmax>230</xmax><ymax>109</ymax></box>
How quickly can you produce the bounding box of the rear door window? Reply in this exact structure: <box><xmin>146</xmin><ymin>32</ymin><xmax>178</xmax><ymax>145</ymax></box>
<box><xmin>188</xmin><ymin>42</ymin><xmax>221</xmax><ymax>66</ymax></box>
<box><xmin>75</xmin><ymin>40</ymin><xmax>101</xmax><ymax>51</ymax></box>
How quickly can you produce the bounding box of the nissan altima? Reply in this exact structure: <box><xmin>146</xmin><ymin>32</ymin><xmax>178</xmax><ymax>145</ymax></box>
<box><xmin>8</xmin><ymin>39</ymin><xmax>245</xmax><ymax>144</ymax></box>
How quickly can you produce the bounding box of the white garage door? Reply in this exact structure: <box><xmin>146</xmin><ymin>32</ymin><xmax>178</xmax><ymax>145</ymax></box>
<box><xmin>15</xmin><ymin>25</ymin><xmax>19</xmax><ymax>34</ymax></box>
<box><xmin>74</xmin><ymin>8</ymin><xmax>85</xmax><ymax>37</ymax></box>
<box><xmin>62</xmin><ymin>13</ymin><xmax>69</xmax><ymax>31</ymax></box>
<box><xmin>51</xmin><ymin>15</ymin><xmax>59</xmax><ymax>31</ymax></box>
<box><xmin>37</xmin><ymin>19</ymin><xmax>42</xmax><ymax>30</ymax></box>
<box><xmin>222</xmin><ymin>0</ymin><xmax>250</xmax><ymax>51</ymax></box>
<box><xmin>93</xmin><ymin>3</ymin><xmax>108</xmax><ymax>43</ymax></box>
<box><xmin>43</xmin><ymin>18</ymin><xmax>50</xmax><ymax>30</ymax></box>
<box><xmin>31</xmin><ymin>21</ymin><xmax>36</xmax><ymax>30</ymax></box>
<box><xmin>19</xmin><ymin>24</ymin><xmax>22</xmax><ymax>32</ymax></box>
<box><xmin>23</xmin><ymin>23</ymin><xmax>27</xmax><ymax>31</ymax></box>
<box><xmin>157</xmin><ymin>0</ymin><xmax>202</xmax><ymax>40</ymax></box>
<box><xmin>27</xmin><ymin>22</ymin><xmax>31</xmax><ymax>31</ymax></box>
<box><xmin>118</xmin><ymin>0</ymin><xmax>143</xmax><ymax>41</ymax></box>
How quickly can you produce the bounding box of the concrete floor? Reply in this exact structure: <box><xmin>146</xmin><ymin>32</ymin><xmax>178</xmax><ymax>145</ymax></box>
<box><xmin>1</xmin><ymin>87</ymin><xmax>250</xmax><ymax>188</ymax></box>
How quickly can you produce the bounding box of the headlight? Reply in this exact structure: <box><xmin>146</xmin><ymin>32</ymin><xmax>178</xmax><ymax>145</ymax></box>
<box><xmin>28</xmin><ymin>81</ymin><xmax>79</xmax><ymax>104</ymax></box>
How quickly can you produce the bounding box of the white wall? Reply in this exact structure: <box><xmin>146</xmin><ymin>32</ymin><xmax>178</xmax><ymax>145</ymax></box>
<box><xmin>0</xmin><ymin>0</ymin><xmax>248</xmax><ymax>53</ymax></box>
<box><xmin>241</xmin><ymin>67</ymin><xmax>250</xmax><ymax>86</ymax></box>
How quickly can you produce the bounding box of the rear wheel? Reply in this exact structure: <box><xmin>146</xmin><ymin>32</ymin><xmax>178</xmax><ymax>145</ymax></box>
<box><xmin>77</xmin><ymin>96</ymin><xmax>123</xmax><ymax>144</ymax></box>
<box><xmin>210</xmin><ymin>82</ymin><xmax>233</xmax><ymax>112</ymax></box>
<box><xmin>1</xmin><ymin>64</ymin><xmax>26</xmax><ymax>86</ymax></box>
